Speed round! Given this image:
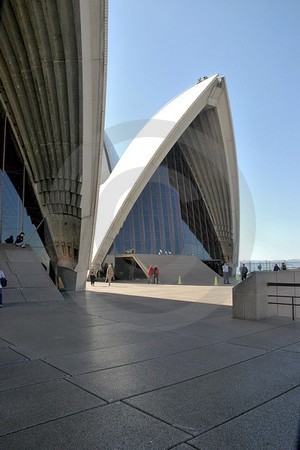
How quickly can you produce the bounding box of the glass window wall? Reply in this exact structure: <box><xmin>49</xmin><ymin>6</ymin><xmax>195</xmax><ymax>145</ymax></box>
<box><xmin>112</xmin><ymin>144</ymin><xmax>224</xmax><ymax>262</ymax></box>
<box><xmin>0</xmin><ymin>115</ymin><xmax>50</xmax><ymax>271</ymax></box>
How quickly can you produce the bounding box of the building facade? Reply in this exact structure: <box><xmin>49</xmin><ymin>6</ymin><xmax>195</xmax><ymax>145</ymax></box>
<box><xmin>92</xmin><ymin>75</ymin><xmax>239</xmax><ymax>272</ymax></box>
<box><xmin>1</xmin><ymin>2</ymin><xmax>239</xmax><ymax>289</ymax></box>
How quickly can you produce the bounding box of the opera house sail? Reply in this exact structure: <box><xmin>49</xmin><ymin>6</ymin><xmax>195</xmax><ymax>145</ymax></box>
<box><xmin>0</xmin><ymin>0</ymin><xmax>107</xmax><ymax>290</ymax></box>
<box><xmin>92</xmin><ymin>74</ymin><xmax>239</xmax><ymax>272</ymax></box>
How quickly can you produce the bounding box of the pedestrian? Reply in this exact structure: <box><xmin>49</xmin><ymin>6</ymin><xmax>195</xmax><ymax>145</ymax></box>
<box><xmin>241</xmin><ymin>264</ymin><xmax>248</xmax><ymax>281</ymax></box>
<box><xmin>106</xmin><ymin>264</ymin><xmax>114</xmax><ymax>286</ymax></box>
<box><xmin>0</xmin><ymin>267</ymin><xmax>6</xmax><ymax>308</ymax></box>
<box><xmin>5</xmin><ymin>235</ymin><xmax>13</xmax><ymax>243</ymax></box>
<box><xmin>273</xmin><ymin>264</ymin><xmax>280</xmax><ymax>272</ymax></box>
<box><xmin>258</xmin><ymin>263</ymin><xmax>262</xmax><ymax>271</ymax></box>
<box><xmin>281</xmin><ymin>262</ymin><xmax>287</xmax><ymax>270</ymax></box>
<box><xmin>90</xmin><ymin>272</ymin><xmax>96</xmax><ymax>286</ymax></box>
<box><xmin>14</xmin><ymin>232</ymin><xmax>25</xmax><ymax>247</ymax></box>
<box><xmin>148</xmin><ymin>265</ymin><xmax>154</xmax><ymax>284</ymax></box>
<box><xmin>222</xmin><ymin>263</ymin><xmax>230</xmax><ymax>284</ymax></box>
<box><xmin>153</xmin><ymin>266</ymin><xmax>159</xmax><ymax>284</ymax></box>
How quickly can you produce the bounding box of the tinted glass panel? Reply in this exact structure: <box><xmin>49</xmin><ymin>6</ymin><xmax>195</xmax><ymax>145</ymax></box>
<box><xmin>112</xmin><ymin>145</ymin><xmax>224</xmax><ymax>262</ymax></box>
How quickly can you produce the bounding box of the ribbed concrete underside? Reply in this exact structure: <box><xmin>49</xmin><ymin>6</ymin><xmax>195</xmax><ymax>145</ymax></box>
<box><xmin>180</xmin><ymin>104</ymin><xmax>234</xmax><ymax>262</ymax></box>
<box><xmin>0</xmin><ymin>1</ymin><xmax>108</xmax><ymax>289</ymax></box>
<box><xmin>0</xmin><ymin>0</ymin><xmax>82</xmax><ymax>218</ymax></box>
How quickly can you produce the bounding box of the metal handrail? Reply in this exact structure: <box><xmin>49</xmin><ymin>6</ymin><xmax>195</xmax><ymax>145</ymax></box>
<box><xmin>267</xmin><ymin>282</ymin><xmax>300</xmax><ymax>320</ymax></box>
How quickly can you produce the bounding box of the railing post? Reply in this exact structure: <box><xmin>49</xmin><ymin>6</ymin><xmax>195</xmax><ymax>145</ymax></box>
<box><xmin>292</xmin><ymin>297</ymin><xmax>295</xmax><ymax>321</ymax></box>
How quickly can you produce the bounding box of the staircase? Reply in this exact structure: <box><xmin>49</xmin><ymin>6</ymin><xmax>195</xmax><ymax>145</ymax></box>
<box><xmin>0</xmin><ymin>243</ymin><xmax>63</xmax><ymax>305</ymax></box>
<box><xmin>131</xmin><ymin>254</ymin><xmax>223</xmax><ymax>286</ymax></box>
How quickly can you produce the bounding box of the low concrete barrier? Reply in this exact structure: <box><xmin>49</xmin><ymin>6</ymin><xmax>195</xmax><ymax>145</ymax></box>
<box><xmin>233</xmin><ymin>270</ymin><xmax>300</xmax><ymax>320</ymax></box>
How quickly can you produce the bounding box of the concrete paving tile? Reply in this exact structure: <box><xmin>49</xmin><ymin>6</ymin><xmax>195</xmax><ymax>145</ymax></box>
<box><xmin>125</xmin><ymin>350</ymin><xmax>300</xmax><ymax>435</ymax></box>
<box><xmin>282</xmin><ymin>341</ymin><xmax>300</xmax><ymax>353</ymax></box>
<box><xmin>0</xmin><ymin>360</ymin><xmax>66</xmax><ymax>391</ymax></box>
<box><xmin>149</xmin><ymin>303</ymin><xmax>231</xmax><ymax>321</ymax></box>
<box><xmin>171</xmin><ymin>445</ymin><xmax>196</xmax><ymax>449</ymax></box>
<box><xmin>228</xmin><ymin>324</ymin><xmax>300</xmax><ymax>350</ymax></box>
<box><xmin>0</xmin><ymin>302</ymin><xmax>89</xmax><ymax>319</ymax></box>
<box><xmin>0</xmin><ymin>402</ymin><xmax>191</xmax><ymax>449</ymax></box>
<box><xmin>0</xmin><ymin>248</ymin><xmax>8</xmax><ymax>261</ymax></box>
<box><xmin>44</xmin><ymin>334</ymin><xmax>217</xmax><ymax>375</ymax></box>
<box><xmin>17</xmin><ymin>271</ymin><xmax>54</xmax><ymax>288</ymax></box>
<box><xmin>0</xmin><ymin>347</ymin><xmax>28</xmax><ymax>366</ymax></box>
<box><xmin>0</xmin><ymin>284</ymin><xmax>298</xmax><ymax>448</ymax></box>
<box><xmin>0</xmin><ymin>339</ymin><xmax>8</xmax><ymax>348</ymax></box>
<box><xmin>8</xmin><ymin>261</ymin><xmax>47</xmax><ymax>275</ymax></box>
<box><xmin>14</xmin><ymin>328</ymin><xmax>170</xmax><ymax>359</ymax></box>
<box><xmin>189</xmin><ymin>387</ymin><xmax>300</xmax><ymax>450</ymax></box>
<box><xmin>3</xmin><ymin>247</ymin><xmax>38</xmax><ymax>262</ymax></box>
<box><xmin>106</xmin><ymin>313</ymin><xmax>202</xmax><ymax>328</ymax></box>
<box><xmin>261</xmin><ymin>316</ymin><xmax>296</xmax><ymax>326</ymax></box>
<box><xmin>0</xmin><ymin>317</ymin><xmax>142</xmax><ymax>345</ymax></box>
<box><xmin>70</xmin><ymin>342</ymin><xmax>266</xmax><ymax>401</ymax></box>
<box><xmin>21</xmin><ymin>286</ymin><xmax>64</xmax><ymax>302</ymax></box>
<box><xmin>157</xmin><ymin>315</ymin><xmax>278</xmax><ymax>340</ymax></box>
<box><xmin>0</xmin><ymin>302</ymin><xmax>55</xmax><ymax>315</ymax></box>
<box><xmin>2</xmin><ymin>288</ymin><xmax>25</xmax><ymax>303</ymax></box>
<box><xmin>0</xmin><ymin>379</ymin><xmax>105</xmax><ymax>436</ymax></box>
<box><xmin>0</xmin><ymin>320</ymin><xmax>113</xmax><ymax>342</ymax></box>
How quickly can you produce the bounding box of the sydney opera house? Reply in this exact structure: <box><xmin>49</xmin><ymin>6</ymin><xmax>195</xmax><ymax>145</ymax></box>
<box><xmin>0</xmin><ymin>0</ymin><xmax>239</xmax><ymax>290</ymax></box>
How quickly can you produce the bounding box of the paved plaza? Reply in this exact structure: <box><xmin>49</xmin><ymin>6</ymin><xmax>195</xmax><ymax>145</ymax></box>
<box><xmin>0</xmin><ymin>282</ymin><xmax>299</xmax><ymax>449</ymax></box>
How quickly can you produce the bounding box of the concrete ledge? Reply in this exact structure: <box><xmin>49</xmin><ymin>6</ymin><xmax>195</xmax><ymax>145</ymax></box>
<box><xmin>233</xmin><ymin>271</ymin><xmax>300</xmax><ymax>320</ymax></box>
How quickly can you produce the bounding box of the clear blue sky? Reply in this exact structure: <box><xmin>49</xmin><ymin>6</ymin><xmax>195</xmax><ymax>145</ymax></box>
<box><xmin>105</xmin><ymin>0</ymin><xmax>300</xmax><ymax>261</ymax></box>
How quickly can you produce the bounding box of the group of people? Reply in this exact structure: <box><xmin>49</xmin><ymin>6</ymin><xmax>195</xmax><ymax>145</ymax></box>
<box><xmin>258</xmin><ymin>262</ymin><xmax>287</xmax><ymax>271</ymax></box>
<box><xmin>5</xmin><ymin>232</ymin><xmax>25</xmax><ymax>247</ymax></box>
<box><xmin>90</xmin><ymin>264</ymin><xmax>159</xmax><ymax>286</ymax></box>
<box><xmin>274</xmin><ymin>263</ymin><xmax>287</xmax><ymax>271</ymax></box>
<box><xmin>147</xmin><ymin>265</ymin><xmax>159</xmax><ymax>284</ymax></box>
<box><xmin>1</xmin><ymin>232</ymin><xmax>25</xmax><ymax>308</ymax></box>
<box><xmin>222</xmin><ymin>261</ymin><xmax>288</xmax><ymax>285</ymax></box>
<box><xmin>0</xmin><ymin>267</ymin><xmax>5</xmax><ymax>308</ymax></box>
<box><xmin>222</xmin><ymin>262</ymin><xmax>249</xmax><ymax>284</ymax></box>
<box><xmin>197</xmin><ymin>76</ymin><xmax>208</xmax><ymax>83</ymax></box>
<box><xmin>90</xmin><ymin>264</ymin><xmax>114</xmax><ymax>287</ymax></box>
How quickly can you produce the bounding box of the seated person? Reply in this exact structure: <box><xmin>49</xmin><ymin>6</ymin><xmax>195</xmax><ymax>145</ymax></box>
<box><xmin>5</xmin><ymin>235</ymin><xmax>14</xmax><ymax>243</ymax></box>
<box><xmin>14</xmin><ymin>232</ymin><xmax>25</xmax><ymax>247</ymax></box>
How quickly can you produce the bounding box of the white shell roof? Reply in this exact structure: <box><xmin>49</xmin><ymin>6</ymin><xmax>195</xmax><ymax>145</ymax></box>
<box><xmin>92</xmin><ymin>74</ymin><xmax>239</xmax><ymax>266</ymax></box>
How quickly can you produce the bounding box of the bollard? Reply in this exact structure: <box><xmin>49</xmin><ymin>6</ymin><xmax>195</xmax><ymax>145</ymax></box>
<box><xmin>178</xmin><ymin>276</ymin><xmax>182</xmax><ymax>285</ymax></box>
<box><xmin>214</xmin><ymin>276</ymin><xmax>218</xmax><ymax>286</ymax></box>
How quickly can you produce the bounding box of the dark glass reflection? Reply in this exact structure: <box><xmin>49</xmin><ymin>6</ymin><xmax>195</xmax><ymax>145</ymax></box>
<box><xmin>0</xmin><ymin>116</ymin><xmax>50</xmax><ymax>270</ymax></box>
<box><xmin>112</xmin><ymin>145</ymin><xmax>223</xmax><ymax>262</ymax></box>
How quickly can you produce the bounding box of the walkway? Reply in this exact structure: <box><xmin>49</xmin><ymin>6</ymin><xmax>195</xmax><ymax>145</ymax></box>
<box><xmin>0</xmin><ymin>283</ymin><xmax>299</xmax><ymax>449</ymax></box>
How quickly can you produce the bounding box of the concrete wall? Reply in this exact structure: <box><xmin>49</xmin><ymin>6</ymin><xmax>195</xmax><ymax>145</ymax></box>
<box><xmin>0</xmin><ymin>244</ymin><xmax>63</xmax><ymax>305</ymax></box>
<box><xmin>233</xmin><ymin>271</ymin><xmax>300</xmax><ymax>320</ymax></box>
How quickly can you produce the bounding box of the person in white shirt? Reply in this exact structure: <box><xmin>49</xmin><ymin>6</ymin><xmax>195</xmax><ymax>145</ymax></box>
<box><xmin>222</xmin><ymin>263</ymin><xmax>230</xmax><ymax>285</ymax></box>
<box><xmin>0</xmin><ymin>269</ymin><xmax>5</xmax><ymax>307</ymax></box>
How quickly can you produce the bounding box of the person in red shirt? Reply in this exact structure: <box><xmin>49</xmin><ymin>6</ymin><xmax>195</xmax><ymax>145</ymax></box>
<box><xmin>148</xmin><ymin>266</ymin><xmax>154</xmax><ymax>284</ymax></box>
<box><xmin>153</xmin><ymin>267</ymin><xmax>159</xmax><ymax>284</ymax></box>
